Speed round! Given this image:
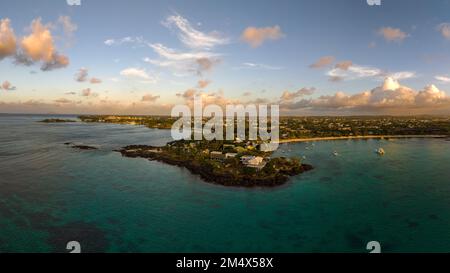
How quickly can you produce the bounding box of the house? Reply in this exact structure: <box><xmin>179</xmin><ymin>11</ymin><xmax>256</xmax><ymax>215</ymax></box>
<box><xmin>246</xmin><ymin>156</ymin><xmax>266</xmax><ymax>170</ymax></box>
<box><xmin>223</xmin><ymin>144</ymin><xmax>235</xmax><ymax>149</ymax></box>
<box><xmin>225</xmin><ymin>153</ymin><xmax>238</xmax><ymax>159</ymax></box>
<box><xmin>240</xmin><ymin>155</ymin><xmax>255</xmax><ymax>164</ymax></box>
<box><xmin>210</xmin><ymin>151</ymin><xmax>226</xmax><ymax>161</ymax></box>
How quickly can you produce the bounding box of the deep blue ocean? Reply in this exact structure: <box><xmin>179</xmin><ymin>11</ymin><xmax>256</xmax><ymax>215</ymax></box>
<box><xmin>0</xmin><ymin>114</ymin><xmax>449</xmax><ymax>252</ymax></box>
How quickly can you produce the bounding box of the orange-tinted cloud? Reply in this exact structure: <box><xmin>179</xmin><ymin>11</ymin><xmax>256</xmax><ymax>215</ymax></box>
<box><xmin>280</xmin><ymin>78</ymin><xmax>450</xmax><ymax>114</ymax></box>
<box><xmin>90</xmin><ymin>78</ymin><xmax>102</xmax><ymax>84</ymax></box>
<box><xmin>378</xmin><ymin>27</ymin><xmax>408</xmax><ymax>42</ymax></box>
<box><xmin>141</xmin><ymin>93</ymin><xmax>160</xmax><ymax>102</ymax></box>
<box><xmin>241</xmin><ymin>25</ymin><xmax>285</xmax><ymax>47</ymax></box>
<box><xmin>280</xmin><ymin>87</ymin><xmax>315</xmax><ymax>101</ymax></box>
<box><xmin>17</xmin><ymin>18</ymin><xmax>69</xmax><ymax>70</ymax></box>
<box><xmin>309</xmin><ymin>56</ymin><xmax>335</xmax><ymax>69</ymax></box>
<box><xmin>197</xmin><ymin>79</ymin><xmax>211</xmax><ymax>89</ymax></box>
<box><xmin>0</xmin><ymin>18</ymin><xmax>17</xmax><ymax>59</ymax></box>
<box><xmin>1</xmin><ymin>80</ymin><xmax>16</xmax><ymax>90</ymax></box>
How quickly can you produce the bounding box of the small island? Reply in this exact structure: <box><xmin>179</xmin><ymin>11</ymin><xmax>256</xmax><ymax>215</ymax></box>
<box><xmin>118</xmin><ymin>139</ymin><xmax>313</xmax><ymax>187</ymax></box>
<box><xmin>40</xmin><ymin>118</ymin><xmax>77</xmax><ymax>123</ymax></box>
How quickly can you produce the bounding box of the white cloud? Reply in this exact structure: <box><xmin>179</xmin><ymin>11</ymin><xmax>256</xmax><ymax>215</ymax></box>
<box><xmin>163</xmin><ymin>14</ymin><xmax>229</xmax><ymax>50</ymax></box>
<box><xmin>145</xmin><ymin>43</ymin><xmax>220</xmax><ymax>75</ymax></box>
<box><xmin>120</xmin><ymin>67</ymin><xmax>157</xmax><ymax>83</ymax></box>
<box><xmin>103</xmin><ymin>36</ymin><xmax>145</xmax><ymax>47</ymax></box>
<box><xmin>327</xmin><ymin>63</ymin><xmax>415</xmax><ymax>82</ymax></box>
<box><xmin>236</xmin><ymin>62</ymin><xmax>283</xmax><ymax>70</ymax></box>
<box><xmin>435</xmin><ymin>75</ymin><xmax>450</xmax><ymax>83</ymax></box>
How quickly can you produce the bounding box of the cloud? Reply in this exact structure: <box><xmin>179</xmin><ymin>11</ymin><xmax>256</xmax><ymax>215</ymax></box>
<box><xmin>103</xmin><ymin>36</ymin><xmax>145</xmax><ymax>47</ymax></box>
<box><xmin>176</xmin><ymin>88</ymin><xmax>197</xmax><ymax>99</ymax></box>
<box><xmin>1</xmin><ymin>17</ymin><xmax>70</xmax><ymax>71</ymax></box>
<box><xmin>40</xmin><ymin>53</ymin><xmax>69</xmax><ymax>71</ymax></box>
<box><xmin>197</xmin><ymin>79</ymin><xmax>211</xmax><ymax>89</ymax></box>
<box><xmin>437</xmin><ymin>23</ymin><xmax>450</xmax><ymax>40</ymax></box>
<box><xmin>81</xmin><ymin>88</ymin><xmax>92</xmax><ymax>97</ymax></box>
<box><xmin>326</xmin><ymin>62</ymin><xmax>415</xmax><ymax>82</ymax></box>
<box><xmin>280</xmin><ymin>78</ymin><xmax>450</xmax><ymax>114</ymax></box>
<box><xmin>58</xmin><ymin>15</ymin><xmax>77</xmax><ymax>37</ymax></box>
<box><xmin>1</xmin><ymin>80</ymin><xmax>16</xmax><ymax>91</ymax></box>
<box><xmin>236</xmin><ymin>62</ymin><xmax>283</xmax><ymax>70</ymax></box>
<box><xmin>65</xmin><ymin>91</ymin><xmax>77</xmax><ymax>95</ymax></box>
<box><xmin>146</xmin><ymin>43</ymin><xmax>220</xmax><ymax>76</ymax></box>
<box><xmin>280</xmin><ymin>87</ymin><xmax>315</xmax><ymax>101</ymax></box>
<box><xmin>196</xmin><ymin>57</ymin><xmax>219</xmax><ymax>75</ymax></box>
<box><xmin>242</xmin><ymin>91</ymin><xmax>252</xmax><ymax>96</ymax></box>
<box><xmin>54</xmin><ymin>98</ymin><xmax>73</xmax><ymax>104</ymax></box>
<box><xmin>241</xmin><ymin>25</ymin><xmax>285</xmax><ymax>47</ymax></box>
<box><xmin>435</xmin><ymin>75</ymin><xmax>450</xmax><ymax>83</ymax></box>
<box><xmin>0</xmin><ymin>18</ymin><xmax>17</xmax><ymax>60</ymax></box>
<box><xmin>141</xmin><ymin>93</ymin><xmax>160</xmax><ymax>102</ymax></box>
<box><xmin>144</xmin><ymin>14</ymin><xmax>226</xmax><ymax>77</ymax></box>
<box><xmin>163</xmin><ymin>14</ymin><xmax>228</xmax><ymax>50</ymax></box>
<box><xmin>17</xmin><ymin>18</ymin><xmax>69</xmax><ymax>71</ymax></box>
<box><xmin>120</xmin><ymin>67</ymin><xmax>157</xmax><ymax>83</ymax></box>
<box><xmin>74</xmin><ymin>68</ymin><xmax>102</xmax><ymax>84</ymax></box>
<box><xmin>90</xmin><ymin>77</ymin><xmax>102</xmax><ymax>84</ymax></box>
<box><xmin>378</xmin><ymin>27</ymin><xmax>408</xmax><ymax>42</ymax></box>
<box><xmin>74</xmin><ymin>67</ymin><xmax>88</xmax><ymax>82</ymax></box>
<box><xmin>309</xmin><ymin>56</ymin><xmax>335</xmax><ymax>69</ymax></box>
<box><xmin>335</xmin><ymin>60</ymin><xmax>352</xmax><ymax>70</ymax></box>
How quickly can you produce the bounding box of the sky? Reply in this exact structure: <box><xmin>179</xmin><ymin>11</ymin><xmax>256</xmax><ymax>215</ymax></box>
<box><xmin>1</xmin><ymin>0</ymin><xmax>450</xmax><ymax>115</ymax></box>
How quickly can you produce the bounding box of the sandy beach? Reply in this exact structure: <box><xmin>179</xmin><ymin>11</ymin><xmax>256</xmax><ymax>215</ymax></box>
<box><xmin>278</xmin><ymin>135</ymin><xmax>448</xmax><ymax>144</ymax></box>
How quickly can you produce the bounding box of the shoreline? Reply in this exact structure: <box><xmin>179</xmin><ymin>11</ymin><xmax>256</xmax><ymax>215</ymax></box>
<box><xmin>277</xmin><ymin>135</ymin><xmax>448</xmax><ymax>144</ymax></box>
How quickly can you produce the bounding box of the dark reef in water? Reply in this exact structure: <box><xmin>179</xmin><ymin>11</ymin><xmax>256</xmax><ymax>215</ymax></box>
<box><xmin>64</xmin><ymin>142</ymin><xmax>98</xmax><ymax>150</ymax></box>
<box><xmin>40</xmin><ymin>119</ymin><xmax>77</xmax><ymax>123</ymax></box>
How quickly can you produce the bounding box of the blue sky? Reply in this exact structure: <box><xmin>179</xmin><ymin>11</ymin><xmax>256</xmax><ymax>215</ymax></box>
<box><xmin>1</xmin><ymin>0</ymin><xmax>450</xmax><ymax>114</ymax></box>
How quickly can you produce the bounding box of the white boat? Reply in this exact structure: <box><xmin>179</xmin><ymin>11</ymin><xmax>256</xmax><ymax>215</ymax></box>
<box><xmin>332</xmin><ymin>151</ymin><xmax>339</xmax><ymax>156</ymax></box>
<box><xmin>375</xmin><ymin>148</ymin><xmax>385</xmax><ymax>155</ymax></box>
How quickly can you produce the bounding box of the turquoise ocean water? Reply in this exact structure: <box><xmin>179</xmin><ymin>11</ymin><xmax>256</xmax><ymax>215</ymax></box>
<box><xmin>0</xmin><ymin>114</ymin><xmax>449</xmax><ymax>253</ymax></box>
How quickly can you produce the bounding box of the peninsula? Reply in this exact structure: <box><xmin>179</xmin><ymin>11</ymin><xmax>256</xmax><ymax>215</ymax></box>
<box><xmin>118</xmin><ymin>139</ymin><xmax>313</xmax><ymax>187</ymax></box>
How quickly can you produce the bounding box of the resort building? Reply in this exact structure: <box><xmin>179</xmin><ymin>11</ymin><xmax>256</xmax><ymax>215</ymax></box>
<box><xmin>210</xmin><ymin>151</ymin><xmax>226</xmax><ymax>161</ymax></box>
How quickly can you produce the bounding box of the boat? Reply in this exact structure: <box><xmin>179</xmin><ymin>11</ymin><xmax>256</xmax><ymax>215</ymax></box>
<box><xmin>332</xmin><ymin>151</ymin><xmax>339</xmax><ymax>156</ymax></box>
<box><xmin>375</xmin><ymin>148</ymin><xmax>385</xmax><ymax>155</ymax></box>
